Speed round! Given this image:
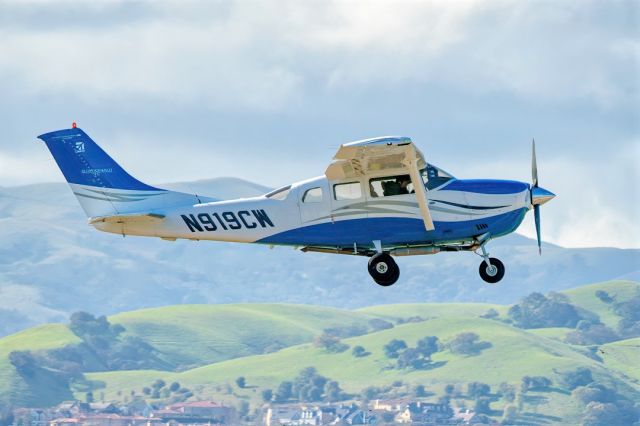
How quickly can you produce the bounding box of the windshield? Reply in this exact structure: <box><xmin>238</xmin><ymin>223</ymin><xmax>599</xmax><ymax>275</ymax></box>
<box><xmin>421</xmin><ymin>163</ymin><xmax>454</xmax><ymax>190</ymax></box>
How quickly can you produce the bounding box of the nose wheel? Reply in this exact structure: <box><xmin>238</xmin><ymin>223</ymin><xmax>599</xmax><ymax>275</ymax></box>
<box><xmin>368</xmin><ymin>253</ymin><xmax>400</xmax><ymax>286</ymax></box>
<box><xmin>476</xmin><ymin>241</ymin><xmax>505</xmax><ymax>284</ymax></box>
<box><xmin>478</xmin><ymin>257</ymin><xmax>505</xmax><ymax>283</ymax></box>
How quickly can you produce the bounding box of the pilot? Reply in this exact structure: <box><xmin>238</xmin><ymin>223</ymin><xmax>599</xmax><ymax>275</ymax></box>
<box><xmin>397</xmin><ymin>176</ymin><xmax>411</xmax><ymax>194</ymax></box>
<box><xmin>383</xmin><ymin>176</ymin><xmax>411</xmax><ymax>196</ymax></box>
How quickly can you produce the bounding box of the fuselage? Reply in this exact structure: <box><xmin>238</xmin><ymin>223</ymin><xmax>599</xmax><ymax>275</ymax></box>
<box><xmin>92</xmin><ymin>174</ymin><xmax>531</xmax><ymax>251</ymax></box>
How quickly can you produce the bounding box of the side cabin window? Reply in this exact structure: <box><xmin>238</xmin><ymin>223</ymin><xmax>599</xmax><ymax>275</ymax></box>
<box><xmin>302</xmin><ymin>187</ymin><xmax>323</xmax><ymax>203</ymax></box>
<box><xmin>369</xmin><ymin>174</ymin><xmax>414</xmax><ymax>197</ymax></box>
<box><xmin>265</xmin><ymin>185</ymin><xmax>292</xmax><ymax>200</ymax></box>
<box><xmin>334</xmin><ymin>182</ymin><xmax>362</xmax><ymax>201</ymax></box>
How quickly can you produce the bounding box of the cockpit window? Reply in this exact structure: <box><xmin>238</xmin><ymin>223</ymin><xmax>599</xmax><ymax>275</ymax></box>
<box><xmin>421</xmin><ymin>164</ymin><xmax>454</xmax><ymax>190</ymax></box>
<box><xmin>265</xmin><ymin>185</ymin><xmax>292</xmax><ymax>200</ymax></box>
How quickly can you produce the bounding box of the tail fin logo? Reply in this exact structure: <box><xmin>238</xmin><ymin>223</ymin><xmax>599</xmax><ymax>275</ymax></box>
<box><xmin>74</xmin><ymin>141</ymin><xmax>85</xmax><ymax>153</ymax></box>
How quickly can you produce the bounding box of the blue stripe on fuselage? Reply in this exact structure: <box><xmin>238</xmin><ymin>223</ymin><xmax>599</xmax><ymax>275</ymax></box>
<box><xmin>442</xmin><ymin>179</ymin><xmax>528</xmax><ymax>194</ymax></box>
<box><xmin>258</xmin><ymin>208</ymin><xmax>527</xmax><ymax>247</ymax></box>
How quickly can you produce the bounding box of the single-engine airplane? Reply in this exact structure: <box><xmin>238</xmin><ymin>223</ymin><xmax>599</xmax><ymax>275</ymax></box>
<box><xmin>39</xmin><ymin>125</ymin><xmax>555</xmax><ymax>286</ymax></box>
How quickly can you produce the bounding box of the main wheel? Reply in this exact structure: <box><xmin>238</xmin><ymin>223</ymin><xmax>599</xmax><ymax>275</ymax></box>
<box><xmin>479</xmin><ymin>257</ymin><xmax>505</xmax><ymax>284</ymax></box>
<box><xmin>368</xmin><ymin>253</ymin><xmax>400</xmax><ymax>286</ymax></box>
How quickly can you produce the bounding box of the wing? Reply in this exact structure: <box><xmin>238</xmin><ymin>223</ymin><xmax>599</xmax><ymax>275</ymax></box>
<box><xmin>325</xmin><ymin>136</ymin><xmax>435</xmax><ymax>231</ymax></box>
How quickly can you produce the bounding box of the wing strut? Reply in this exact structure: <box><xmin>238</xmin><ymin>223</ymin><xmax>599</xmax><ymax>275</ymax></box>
<box><xmin>404</xmin><ymin>145</ymin><xmax>435</xmax><ymax>231</ymax></box>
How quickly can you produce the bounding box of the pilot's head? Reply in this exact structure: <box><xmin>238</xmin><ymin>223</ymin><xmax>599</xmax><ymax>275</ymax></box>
<box><xmin>397</xmin><ymin>176</ymin><xmax>410</xmax><ymax>188</ymax></box>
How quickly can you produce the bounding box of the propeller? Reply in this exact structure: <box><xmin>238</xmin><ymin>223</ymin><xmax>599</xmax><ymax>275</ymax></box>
<box><xmin>530</xmin><ymin>139</ymin><xmax>555</xmax><ymax>254</ymax></box>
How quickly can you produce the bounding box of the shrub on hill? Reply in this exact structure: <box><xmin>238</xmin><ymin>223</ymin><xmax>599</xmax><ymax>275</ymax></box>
<box><xmin>351</xmin><ymin>345</ymin><xmax>370</xmax><ymax>357</ymax></box>
<box><xmin>480</xmin><ymin>308</ymin><xmax>499</xmax><ymax>319</ymax></box>
<box><xmin>445</xmin><ymin>332</ymin><xmax>491</xmax><ymax>356</ymax></box>
<box><xmin>613</xmin><ymin>290</ymin><xmax>640</xmax><ymax>338</ymax></box>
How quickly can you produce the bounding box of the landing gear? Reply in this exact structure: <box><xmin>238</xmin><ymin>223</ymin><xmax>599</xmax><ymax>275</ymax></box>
<box><xmin>478</xmin><ymin>257</ymin><xmax>505</xmax><ymax>284</ymax></box>
<box><xmin>368</xmin><ymin>253</ymin><xmax>400</xmax><ymax>286</ymax></box>
<box><xmin>476</xmin><ymin>242</ymin><xmax>505</xmax><ymax>284</ymax></box>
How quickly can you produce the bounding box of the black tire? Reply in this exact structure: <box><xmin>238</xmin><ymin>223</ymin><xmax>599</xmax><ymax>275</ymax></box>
<box><xmin>368</xmin><ymin>253</ymin><xmax>400</xmax><ymax>286</ymax></box>
<box><xmin>479</xmin><ymin>257</ymin><xmax>505</xmax><ymax>284</ymax></box>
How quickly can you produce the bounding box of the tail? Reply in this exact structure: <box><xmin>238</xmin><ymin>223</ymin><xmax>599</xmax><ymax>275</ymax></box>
<box><xmin>38</xmin><ymin>127</ymin><xmax>208</xmax><ymax>219</ymax></box>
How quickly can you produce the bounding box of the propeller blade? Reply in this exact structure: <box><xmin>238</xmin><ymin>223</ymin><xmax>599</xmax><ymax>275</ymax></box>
<box><xmin>534</xmin><ymin>204</ymin><xmax>542</xmax><ymax>255</ymax></box>
<box><xmin>531</xmin><ymin>138</ymin><xmax>538</xmax><ymax>188</ymax></box>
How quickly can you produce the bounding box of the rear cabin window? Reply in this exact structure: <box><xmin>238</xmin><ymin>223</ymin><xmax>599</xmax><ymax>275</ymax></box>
<box><xmin>334</xmin><ymin>182</ymin><xmax>362</xmax><ymax>201</ymax></box>
<box><xmin>369</xmin><ymin>174</ymin><xmax>414</xmax><ymax>197</ymax></box>
<box><xmin>302</xmin><ymin>187</ymin><xmax>323</xmax><ymax>203</ymax></box>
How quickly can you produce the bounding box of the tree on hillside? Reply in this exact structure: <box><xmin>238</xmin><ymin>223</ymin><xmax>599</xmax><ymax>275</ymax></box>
<box><xmin>595</xmin><ymin>290</ymin><xmax>614</xmax><ymax>303</ymax></box>
<box><xmin>414</xmin><ymin>384</ymin><xmax>427</xmax><ymax>397</ymax></box>
<box><xmin>169</xmin><ymin>382</ymin><xmax>180</xmax><ymax>392</ymax></box>
<box><xmin>565</xmin><ymin>323</ymin><xmax>618</xmax><ymax>345</ymax></box>
<box><xmin>416</xmin><ymin>336</ymin><xmax>440</xmax><ymax>360</ymax></box>
<box><xmin>383</xmin><ymin>339</ymin><xmax>407</xmax><ymax>358</ymax></box>
<box><xmin>275</xmin><ymin>381</ymin><xmax>293</xmax><ymax>402</ymax></box>
<box><xmin>368</xmin><ymin>318</ymin><xmax>394</xmax><ymax>331</ymax></box>
<box><xmin>520</xmin><ymin>376</ymin><xmax>552</xmax><ymax>392</ymax></box>
<box><xmin>324</xmin><ymin>380</ymin><xmax>345</xmax><ymax>402</ymax></box>
<box><xmin>467</xmin><ymin>382</ymin><xmax>491</xmax><ymax>399</ymax></box>
<box><xmin>352</xmin><ymin>345</ymin><xmax>370</xmax><ymax>357</ymax></box>
<box><xmin>236</xmin><ymin>377</ymin><xmax>246</xmax><ymax>388</ymax></box>
<box><xmin>313</xmin><ymin>333</ymin><xmax>349</xmax><ymax>353</ymax></box>
<box><xmin>582</xmin><ymin>402</ymin><xmax>626</xmax><ymax>426</ymax></box>
<box><xmin>572</xmin><ymin>384</ymin><xmax>615</xmax><ymax>405</ymax></box>
<box><xmin>474</xmin><ymin>397</ymin><xmax>491</xmax><ymax>415</ymax></box>
<box><xmin>508</xmin><ymin>292</ymin><xmax>582</xmax><ymax>329</ymax></box>
<box><xmin>261</xmin><ymin>389</ymin><xmax>273</xmax><ymax>402</ymax></box>
<box><xmin>152</xmin><ymin>379</ymin><xmax>166</xmax><ymax>389</ymax></box>
<box><xmin>560</xmin><ymin>367</ymin><xmax>593</xmax><ymax>390</ymax></box>
<box><xmin>446</xmin><ymin>332</ymin><xmax>491</xmax><ymax>356</ymax></box>
<box><xmin>613</xmin><ymin>290</ymin><xmax>640</xmax><ymax>338</ymax></box>
<box><xmin>480</xmin><ymin>308</ymin><xmax>499</xmax><ymax>319</ymax></box>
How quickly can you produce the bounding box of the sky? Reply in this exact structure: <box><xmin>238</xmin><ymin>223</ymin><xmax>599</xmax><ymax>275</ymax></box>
<box><xmin>0</xmin><ymin>0</ymin><xmax>638</xmax><ymax>249</ymax></box>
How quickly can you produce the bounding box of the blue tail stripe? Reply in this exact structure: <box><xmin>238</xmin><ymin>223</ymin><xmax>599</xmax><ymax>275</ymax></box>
<box><xmin>38</xmin><ymin>128</ymin><xmax>160</xmax><ymax>191</ymax></box>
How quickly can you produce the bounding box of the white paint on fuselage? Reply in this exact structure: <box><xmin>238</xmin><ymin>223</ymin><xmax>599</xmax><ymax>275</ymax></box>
<box><xmin>91</xmin><ymin>175</ymin><xmax>530</xmax><ymax>247</ymax></box>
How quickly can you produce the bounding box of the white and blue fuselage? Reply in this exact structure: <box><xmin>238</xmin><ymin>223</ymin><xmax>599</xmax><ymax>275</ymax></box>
<box><xmin>39</xmin><ymin>127</ymin><xmax>553</xmax><ymax>284</ymax></box>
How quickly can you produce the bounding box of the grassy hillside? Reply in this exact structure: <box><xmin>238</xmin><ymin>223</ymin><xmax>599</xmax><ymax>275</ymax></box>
<box><xmin>87</xmin><ymin>315</ymin><xmax>637</xmax><ymax>399</ymax></box>
<box><xmin>1</xmin><ymin>279</ymin><xmax>638</xmax><ymax>418</ymax></box>
<box><xmin>0</xmin><ymin>325</ymin><xmax>81</xmax><ymax>407</ymax></box>
<box><xmin>563</xmin><ymin>280</ymin><xmax>639</xmax><ymax>327</ymax></box>
<box><xmin>110</xmin><ymin>303</ymin><xmax>376</xmax><ymax>369</ymax></box>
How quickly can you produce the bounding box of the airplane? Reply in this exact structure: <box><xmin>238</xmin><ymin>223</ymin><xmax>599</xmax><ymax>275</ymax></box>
<box><xmin>39</xmin><ymin>124</ymin><xmax>555</xmax><ymax>286</ymax></box>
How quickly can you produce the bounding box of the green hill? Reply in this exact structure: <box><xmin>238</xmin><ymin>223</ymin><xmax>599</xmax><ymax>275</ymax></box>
<box><xmin>0</xmin><ymin>279</ymin><xmax>638</xmax><ymax>419</ymax></box>
<box><xmin>563</xmin><ymin>280</ymin><xmax>639</xmax><ymax>328</ymax></box>
<box><xmin>110</xmin><ymin>303</ymin><xmax>376</xmax><ymax>369</ymax></box>
<box><xmin>0</xmin><ymin>325</ymin><xmax>81</xmax><ymax>407</ymax></box>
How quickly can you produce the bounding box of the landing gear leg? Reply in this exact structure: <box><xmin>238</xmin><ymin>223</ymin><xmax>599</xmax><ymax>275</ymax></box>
<box><xmin>477</xmin><ymin>243</ymin><xmax>505</xmax><ymax>284</ymax></box>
